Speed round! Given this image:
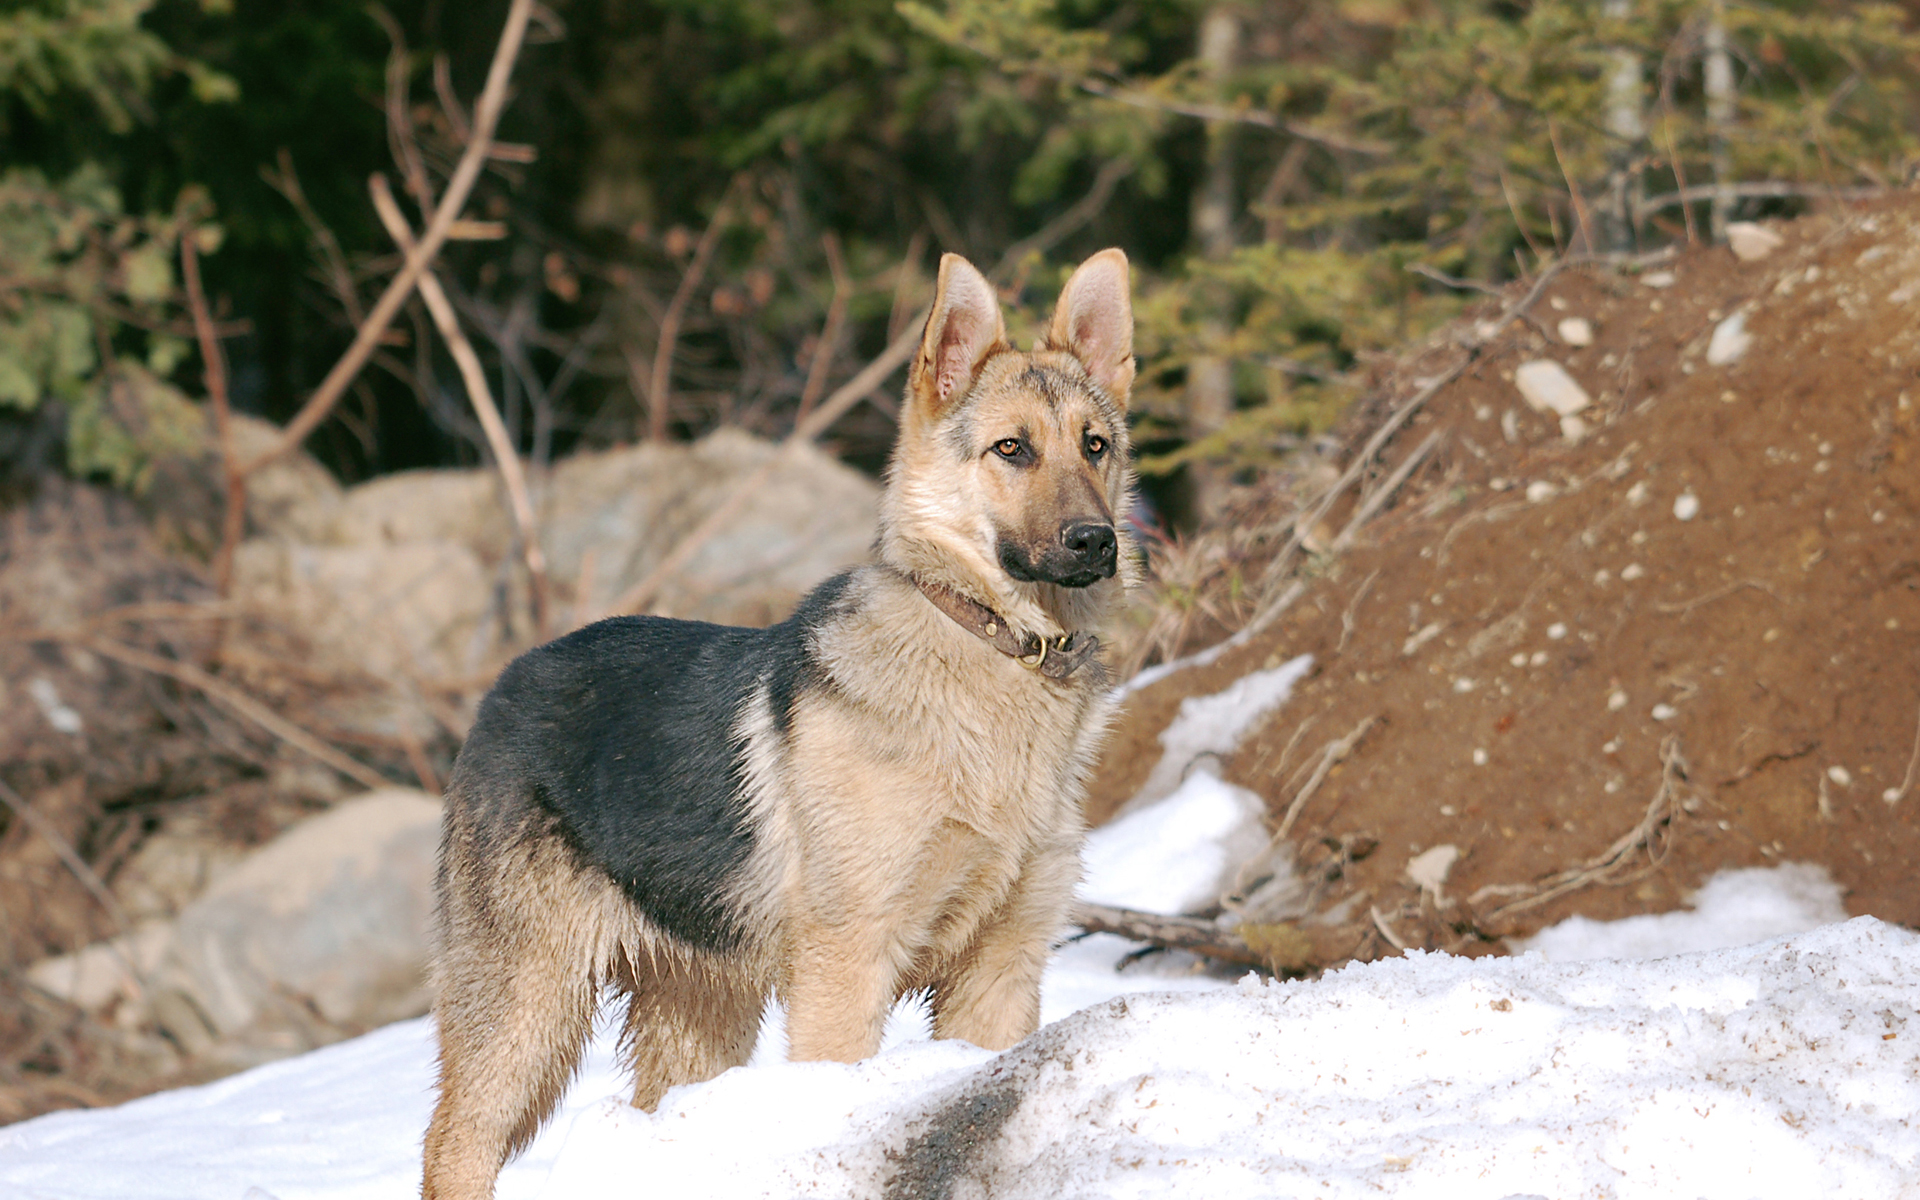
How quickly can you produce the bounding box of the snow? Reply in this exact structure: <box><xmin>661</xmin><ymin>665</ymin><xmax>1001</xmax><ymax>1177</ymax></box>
<box><xmin>1125</xmin><ymin>653</ymin><xmax>1313</xmax><ymax>808</ymax></box>
<box><xmin>4</xmin><ymin>711</ymin><xmax>1917</xmax><ymax>1197</ymax></box>
<box><xmin>1516</xmin><ymin>861</ymin><xmax>1849</xmax><ymax>962</ymax></box>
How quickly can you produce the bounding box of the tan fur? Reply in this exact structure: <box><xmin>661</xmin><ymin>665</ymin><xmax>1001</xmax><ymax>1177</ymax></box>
<box><xmin>422</xmin><ymin>249</ymin><xmax>1137</xmax><ymax>1199</ymax></box>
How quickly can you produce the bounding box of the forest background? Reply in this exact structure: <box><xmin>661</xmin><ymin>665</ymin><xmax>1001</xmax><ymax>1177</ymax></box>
<box><xmin>5</xmin><ymin>0</ymin><xmax>1917</xmax><ymax>532</ymax></box>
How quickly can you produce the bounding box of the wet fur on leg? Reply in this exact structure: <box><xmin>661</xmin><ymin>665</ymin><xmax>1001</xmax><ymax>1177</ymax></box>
<box><xmin>422</xmin><ymin>249</ymin><xmax>1139</xmax><ymax>1200</ymax></box>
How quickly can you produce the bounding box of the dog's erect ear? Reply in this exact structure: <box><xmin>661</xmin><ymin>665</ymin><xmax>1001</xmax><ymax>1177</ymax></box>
<box><xmin>909</xmin><ymin>253</ymin><xmax>1007</xmax><ymax>417</ymax></box>
<box><xmin>1046</xmin><ymin>248</ymin><xmax>1134</xmax><ymax>408</ymax></box>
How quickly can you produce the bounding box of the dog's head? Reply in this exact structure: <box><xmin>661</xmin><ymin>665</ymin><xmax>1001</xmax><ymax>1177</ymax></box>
<box><xmin>879</xmin><ymin>249</ymin><xmax>1139</xmax><ymax>635</ymax></box>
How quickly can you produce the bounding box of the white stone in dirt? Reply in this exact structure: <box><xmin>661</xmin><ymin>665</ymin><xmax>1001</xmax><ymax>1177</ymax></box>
<box><xmin>1725</xmin><ymin>222</ymin><xmax>1786</xmax><ymax>262</ymax></box>
<box><xmin>1559</xmin><ymin>414</ymin><xmax>1591</xmax><ymax>443</ymax></box>
<box><xmin>1513</xmin><ymin>360</ymin><xmax>1592</xmax><ymax>417</ymax></box>
<box><xmin>1641</xmin><ymin>270</ymin><xmax>1676</xmax><ymax>289</ymax></box>
<box><xmin>1673</xmin><ymin>491</ymin><xmax>1701</xmax><ymax>521</ymax></box>
<box><xmin>1706</xmin><ymin>311</ymin><xmax>1752</xmax><ymax>366</ymax></box>
<box><xmin>153</xmin><ymin>789</ymin><xmax>443</xmax><ymax>1039</ymax></box>
<box><xmin>1405</xmin><ymin>844</ymin><xmax>1460</xmax><ymax>906</ymax></box>
<box><xmin>1556</xmin><ymin>317</ymin><xmax>1594</xmax><ymax>347</ymax></box>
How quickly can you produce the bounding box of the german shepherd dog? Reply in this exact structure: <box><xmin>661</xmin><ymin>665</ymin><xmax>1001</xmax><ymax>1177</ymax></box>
<box><xmin>421</xmin><ymin>249</ymin><xmax>1139</xmax><ymax>1199</ymax></box>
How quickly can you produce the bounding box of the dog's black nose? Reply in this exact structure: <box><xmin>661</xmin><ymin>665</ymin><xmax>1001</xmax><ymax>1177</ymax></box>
<box><xmin>1060</xmin><ymin>521</ymin><xmax>1117</xmax><ymax>570</ymax></box>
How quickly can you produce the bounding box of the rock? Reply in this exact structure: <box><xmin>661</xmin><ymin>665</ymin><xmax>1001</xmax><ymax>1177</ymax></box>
<box><xmin>327</xmin><ymin>468</ymin><xmax>508</xmax><ymax>561</ymax></box>
<box><xmin>222</xmin><ymin>426</ymin><xmax>881</xmax><ymax>737</ymax></box>
<box><xmin>541</xmin><ymin>428</ymin><xmax>879</xmax><ymax>626</ymax></box>
<box><xmin>230</xmin><ymin>538</ymin><xmax>494</xmax><ymax>736</ymax></box>
<box><xmin>1640</xmin><ymin>270</ymin><xmax>1677</xmax><ymax>289</ymax></box>
<box><xmin>25</xmin><ymin>922</ymin><xmax>175</xmax><ymax>1013</ymax></box>
<box><xmin>1559</xmin><ymin>414</ymin><xmax>1591</xmax><ymax>443</ymax></box>
<box><xmin>1726</xmin><ymin>222</ymin><xmax>1786</xmax><ymax>262</ymax></box>
<box><xmin>1673</xmin><ymin>491</ymin><xmax>1700</xmax><ymax>521</ymax></box>
<box><xmin>1706</xmin><ymin>312</ymin><xmax>1752</xmax><ymax>366</ymax></box>
<box><xmin>1405</xmin><ymin>844</ymin><xmax>1460</xmax><ymax>906</ymax></box>
<box><xmin>226</xmin><ymin>414</ymin><xmax>347</xmax><ymax>543</ymax></box>
<box><xmin>152</xmin><ymin>789</ymin><xmax>443</xmax><ymax>1040</ymax></box>
<box><xmin>1513</xmin><ymin>360</ymin><xmax>1592</xmax><ymax>417</ymax></box>
<box><xmin>1557</xmin><ymin>317</ymin><xmax>1594</xmax><ymax>347</ymax></box>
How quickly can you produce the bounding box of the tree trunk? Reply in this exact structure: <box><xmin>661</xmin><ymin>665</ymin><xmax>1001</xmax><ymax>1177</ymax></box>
<box><xmin>1704</xmin><ymin>0</ymin><xmax>1736</xmax><ymax>241</ymax></box>
<box><xmin>1601</xmin><ymin>0</ymin><xmax>1644</xmax><ymax>253</ymax></box>
<box><xmin>1183</xmin><ymin>5</ymin><xmax>1241</xmax><ymax>524</ymax></box>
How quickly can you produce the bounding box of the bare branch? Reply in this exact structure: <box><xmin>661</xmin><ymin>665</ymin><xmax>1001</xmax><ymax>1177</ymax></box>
<box><xmin>180</xmin><ymin>233</ymin><xmax>246</xmax><ymax>597</ymax></box>
<box><xmin>647</xmin><ymin>175</ymin><xmax>745</xmax><ymax>441</ymax></box>
<box><xmin>369</xmin><ymin>174</ymin><xmax>553</xmax><ymax>637</ymax></box>
<box><xmin>73</xmin><ymin>635</ymin><xmax>395</xmax><ymax>791</ymax></box>
<box><xmin>242</xmin><ymin>0</ymin><xmax>537</xmax><ymax>476</ymax></box>
<box><xmin>794</xmin><ymin>231</ymin><xmax>851</xmax><ymax>426</ymax></box>
<box><xmin>1076</xmin><ymin>78</ymin><xmax>1387</xmax><ymax>157</ymax></box>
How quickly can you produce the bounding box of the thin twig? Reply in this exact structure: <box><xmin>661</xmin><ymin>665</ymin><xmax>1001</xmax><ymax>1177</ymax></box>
<box><xmin>1069</xmin><ymin>902</ymin><xmax>1326</xmax><ymax>974</ymax></box>
<box><xmin>1651</xmin><ymin>578</ymin><xmax>1779</xmax><ymax>615</ymax></box>
<box><xmin>0</xmin><ymin>777</ymin><xmax>150</xmax><ymax>1001</ymax></box>
<box><xmin>243</xmin><ymin>0</ymin><xmax>536</xmax><ymax>475</ymax></box>
<box><xmin>1337</xmin><ymin>569</ymin><xmax>1381</xmax><ymax>655</ymax></box>
<box><xmin>372</xmin><ymin>6</ymin><xmax>437</xmax><ymax>213</ymax></box>
<box><xmin>1369</xmin><ymin>905</ymin><xmax>1409</xmax><ymax>952</ymax></box>
<box><xmin>1275</xmin><ymin>716</ymin><xmax>1377</xmax><ymax>840</ymax></box>
<box><xmin>1548</xmin><ymin>119</ymin><xmax>1596</xmax><ymax>254</ymax></box>
<box><xmin>1075</xmin><ymin>78</ymin><xmax>1387</xmax><ymax>157</ymax></box>
<box><xmin>1263</xmin><ymin>713</ymin><xmax>1320</xmax><ymax>784</ymax></box>
<box><xmin>990</xmin><ymin>158</ymin><xmax>1133</xmax><ymax>276</ymax></box>
<box><xmin>369</xmin><ymin>173</ymin><xmax>553</xmax><ymax>636</ymax></box>
<box><xmin>262</xmin><ymin>150</ymin><xmax>365</xmax><ymax>326</ymax></box>
<box><xmin>1330</xmin><ymin>430</ymin><xmax>1442</xmax><ymax>555</ymax></box>
<box><xmin>794</xmin><ymin>231</ymin><xmax>851</xmax><ymax>426</ymax></box>
<box><xmin>1476</xmin><ymin>736</ymin><xmax>1687</xmax><ymax>923</ymax></box>
<box><xmin>1637</xmin><ymin>180</ymin><xmax>1881</xmax><ymax>220</ymax></box>
<box><xmin>179</xmin><ymin>233</ymin><xmax>246</xmax><ymax>597</ymax></box>
<box><xmin>1408</xmin><ymin>263</ymin><xmax>1504</xmax><ymax>297</ymax></box>
<box><xmin>73</xmin><ymin>635</ymin><xmax>394</xmax><ymax>791</ymax></box>
<box><xmin>886</xmin><ymin>229</ymin><xmax>929</xmax><ymax>344</ymax></box>
<box><xmin>597</xmin><ymin>317</ymin><xmax>925</xmax><ymax>621</ymax></box>
<box><xmin>647</xmin><ymin>175</ymin><xmax>744</xmax><ymax>441</ymax></box>
<box><xmin>1885</xmin><ymin>700</ymin><xmax>1920</xmax><ymax>807</ymax></box>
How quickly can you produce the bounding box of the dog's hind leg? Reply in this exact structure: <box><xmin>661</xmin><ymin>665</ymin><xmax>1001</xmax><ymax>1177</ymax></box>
<box><xmin>619</xmin><ymin>953</ymin><xmax>764</xmax><ymax>1111</ymax></box>
<box><xmin>422</xmin><ymin>852</ymin><xmax>602</xmax><ymax>1200</ymax></box>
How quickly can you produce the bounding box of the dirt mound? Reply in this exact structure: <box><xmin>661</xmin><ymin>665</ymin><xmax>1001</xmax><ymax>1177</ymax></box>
<box><xmin>1095</xmin><ymin>192</ymin><xmax>1920</xmax><ymax>962</ymax></box>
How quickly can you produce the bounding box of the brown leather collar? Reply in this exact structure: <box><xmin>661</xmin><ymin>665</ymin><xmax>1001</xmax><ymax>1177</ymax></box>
<box><xmin>911</xmin><ymin>577</ymin><xmax>1101</xmax><ymax>681</ymax></box>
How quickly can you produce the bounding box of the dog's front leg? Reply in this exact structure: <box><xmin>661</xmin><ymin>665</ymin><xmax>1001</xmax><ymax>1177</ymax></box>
<box><xmin>782</xmin><ymin>922</ymin><xmax>902</xmax><ymax>1062</ymax></box>
<box><xmin>929</xmin><ymin>840</ymin><xmax>1078</xmax><ymax>1050</ymax></box>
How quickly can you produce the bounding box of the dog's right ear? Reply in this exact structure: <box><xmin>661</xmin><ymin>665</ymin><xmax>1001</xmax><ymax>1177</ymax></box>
<box><xmin>909</xmin><ymin>254</ymin><xmax>1007</xmax><ymax>419</ymax></box>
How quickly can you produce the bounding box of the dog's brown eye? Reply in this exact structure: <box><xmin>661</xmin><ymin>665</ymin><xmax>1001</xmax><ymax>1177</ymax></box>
<box><xmin>1085</xmin><ymin>434</ymin><xmax>1107</xmax><ymax>458</ymax></box>
<box><xmin>994</xmin><ymin>438</ymin><xmax>1023</xmax><ymax>459</ymax></box>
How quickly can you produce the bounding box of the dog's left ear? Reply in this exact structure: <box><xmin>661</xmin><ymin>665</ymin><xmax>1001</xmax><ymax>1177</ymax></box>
<box><xmin>1046</xmin><ymin>248</ymin><xmax>1134</xmax><ymax>408</ymax></box>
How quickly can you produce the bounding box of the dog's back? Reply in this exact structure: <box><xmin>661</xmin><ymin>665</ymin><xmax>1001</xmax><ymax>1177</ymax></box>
<box><xmin>446</xmin><ymin>578</ymin><xmax>847</xmax><ymax>952</ymax></box>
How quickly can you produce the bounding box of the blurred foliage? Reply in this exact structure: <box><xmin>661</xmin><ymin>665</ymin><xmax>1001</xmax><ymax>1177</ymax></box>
<box><xmin>1</xmin><ymin>0</ymin><xmax>1915</xmax><ymax>508</ymax></box>
<box><xmin>0</xmin><ymin>0</ymin><xmax>231</xmax><ymax>489</ymax></box>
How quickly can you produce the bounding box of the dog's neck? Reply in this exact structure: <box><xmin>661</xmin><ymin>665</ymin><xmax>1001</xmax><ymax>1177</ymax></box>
<box><xmin>906</xmin><ymin>574</ymin><xmax>1101</xmax><ymax>681</ymax></box>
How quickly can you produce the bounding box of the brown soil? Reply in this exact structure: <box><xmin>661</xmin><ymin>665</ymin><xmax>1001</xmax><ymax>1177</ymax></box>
<box><xmin>1091</xmin><ymin>192</ymin><xmax>1920</xmax><ymax>962</ymax></box>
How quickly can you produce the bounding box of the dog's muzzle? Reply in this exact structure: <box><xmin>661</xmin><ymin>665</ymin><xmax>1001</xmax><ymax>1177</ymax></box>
<box><xmin>999</xmin><ymin>520</ymin><xmax>1118</xmax><ymax>588</ymax></box>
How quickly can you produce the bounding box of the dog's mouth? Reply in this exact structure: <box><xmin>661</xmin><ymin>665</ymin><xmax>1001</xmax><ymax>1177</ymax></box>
<box><xmin>998</xmin><ymin>538</ymin><xmax>1117</xmax><ymax>589</ymax></box>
